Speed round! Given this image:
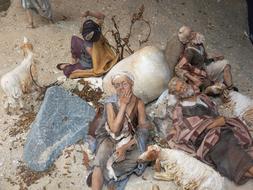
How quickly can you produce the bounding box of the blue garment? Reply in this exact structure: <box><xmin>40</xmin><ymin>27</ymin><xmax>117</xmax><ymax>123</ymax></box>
<box><xmin>79</xmin><ymin>40</ymin><xmax>93</xmax><ymax>69</ymax></box>
<box><xmin>111</xmin><ymin>127</ymin><xmax>148</xmax><ymax>190</ymax></box>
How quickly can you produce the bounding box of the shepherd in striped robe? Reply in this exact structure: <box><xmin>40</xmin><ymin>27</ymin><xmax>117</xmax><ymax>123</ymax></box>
<box><xmin>167</xmin><ymin>77</ymin><xmax>253</xmax><ymax>185</ymax></box>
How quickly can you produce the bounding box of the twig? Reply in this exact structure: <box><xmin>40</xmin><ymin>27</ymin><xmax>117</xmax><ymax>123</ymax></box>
<box><xmin>109</xmin><ymin>4</ymin><xmax>151</xmax><ymax>60</ymax></box>
<box><xmin>111</xmin><ymin>16</ymin><xmax>125</xmax><ymax>59</ymax></box>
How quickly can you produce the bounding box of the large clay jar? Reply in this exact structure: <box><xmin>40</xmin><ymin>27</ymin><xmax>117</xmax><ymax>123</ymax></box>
<box><xmin>164</xmin><ymin>33</ymin><xmax>184</xmax><ymax>76</ymax></box>
<box><xmin>103</xmin><ymin>46</ymin><xmax>171</xmax><ymax>104</ymax></box>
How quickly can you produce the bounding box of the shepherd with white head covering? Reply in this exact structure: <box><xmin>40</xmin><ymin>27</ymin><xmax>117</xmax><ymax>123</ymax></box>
<box><xmin>88</xmin><ymin>70</ymin><xmax>150</xmax><ymax>190</ymax></box>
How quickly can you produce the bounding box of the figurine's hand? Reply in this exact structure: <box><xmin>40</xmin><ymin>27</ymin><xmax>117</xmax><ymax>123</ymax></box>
<box><xmin>115</xmin><ymin>147</ymin><xmax>126</xmax><ymax>162</ymax></box>
<box><xmin>119</xmin><ymin>90</ymin><xmax>132</xmax><ymax>105</ymax></box>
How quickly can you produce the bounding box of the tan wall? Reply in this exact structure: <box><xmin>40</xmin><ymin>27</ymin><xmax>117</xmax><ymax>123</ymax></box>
<box><xmin>0</xmin><ymin>0</ymin><xmax>10</xmax><ymax>12</ymax></box>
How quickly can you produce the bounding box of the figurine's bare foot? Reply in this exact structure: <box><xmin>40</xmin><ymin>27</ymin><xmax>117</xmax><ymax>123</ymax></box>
<box><xmin>48</xmin><ymin>19</ymin><xmax>54</xmax><ymax>24</ymax></box>
<box><xmin>56</xmin><ymin>63</ymin><xmax>69</xmax><ymax>70</ymax></box>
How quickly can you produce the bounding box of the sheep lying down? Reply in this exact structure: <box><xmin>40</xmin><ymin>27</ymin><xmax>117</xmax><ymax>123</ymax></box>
<box><xmin>138</xmin><ymin>145</ymin><xmax>224</xmax><ymax>190</ymax></box>
<box><xmin>228</xmin><ymin>91</ymin><xmax>253</xmax><ymax>128</ymax></box>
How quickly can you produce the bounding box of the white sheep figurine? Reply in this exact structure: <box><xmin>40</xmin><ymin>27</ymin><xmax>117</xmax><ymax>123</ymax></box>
<box><xmin>138</xmin><ymin>145</ymin><xmax>224</xmax><ymax>190</ymax></box>
<box><xmin>226</xmin><ymin>90</ymin><xmax>253</xmax><ymax>128</ymax></box>
<box><xmin>1</xmin><ymin>37</ymin><xmax>37</xmax><ymax>112</ymax></box>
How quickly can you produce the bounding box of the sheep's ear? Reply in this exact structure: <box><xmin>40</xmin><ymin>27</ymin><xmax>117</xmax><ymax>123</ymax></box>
<box><xmin>24</xmin><ymin>37</ymin><xmax>28</xmax><ymax>43</ymax></box>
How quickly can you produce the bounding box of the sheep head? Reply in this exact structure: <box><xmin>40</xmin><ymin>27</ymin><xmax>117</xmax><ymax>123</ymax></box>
<box><xmin>20</xmin><ymin>37</ymin><xmax>33</xmax><ymax>56</ymax></box>
<box><xmin>138</xmin><ymin>144</ymin><xmax>161</xmax><ymax>162</ymax></box>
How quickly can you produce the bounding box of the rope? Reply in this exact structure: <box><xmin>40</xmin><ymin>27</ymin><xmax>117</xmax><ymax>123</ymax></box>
<box><xmin>29</xmin><ymin>64</ymin><xmax>63</xmax><ymax>90</ymax></box>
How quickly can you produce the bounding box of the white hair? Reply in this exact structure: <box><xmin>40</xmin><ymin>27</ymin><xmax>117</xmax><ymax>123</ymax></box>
<box><xmin>111</xmin><ymin>71</ymin><xmax>135</xmax><ymax>84</ymax></box>
<box><xmin>178</xmin><ymin>26</ymin><xmax>205</xmax><ymax>45</ymax></box>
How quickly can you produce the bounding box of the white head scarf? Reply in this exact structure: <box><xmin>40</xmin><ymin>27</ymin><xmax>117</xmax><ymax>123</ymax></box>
<box><xmin>111</xmin><ymin>71</ymin><xmax>135</xmax><ymax>85</ymax></box>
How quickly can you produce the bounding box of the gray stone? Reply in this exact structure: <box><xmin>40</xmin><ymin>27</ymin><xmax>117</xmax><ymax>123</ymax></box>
<box><xmin>23</xmin><ymin>86</ymin><xmax>95</xmax><ymax>171</ymax></box>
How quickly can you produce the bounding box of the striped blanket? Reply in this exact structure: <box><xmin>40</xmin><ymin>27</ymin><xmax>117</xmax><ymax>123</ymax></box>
<box><xmin>167</xmin><ymin>94</ymin><xmax>253</xmax><ymax>161</ymax></box>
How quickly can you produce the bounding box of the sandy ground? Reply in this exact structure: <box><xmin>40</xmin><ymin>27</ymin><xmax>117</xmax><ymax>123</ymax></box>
<box><xmin>0</xmin><ymin>0</ymin><xmax>253</xmax><ymax>190</ymax></box>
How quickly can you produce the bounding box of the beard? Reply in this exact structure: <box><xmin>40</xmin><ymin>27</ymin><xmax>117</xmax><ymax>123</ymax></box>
<box><xmin>117</xmin><ymin>89</ymin><xmax>127</xmax><ymax>97</ymax></box>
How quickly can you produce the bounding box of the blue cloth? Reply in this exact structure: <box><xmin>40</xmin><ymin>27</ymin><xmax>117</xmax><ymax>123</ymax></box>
<box><xmin>79</xmin><ymin>40</ymin><xmax>93</xmax><ymax>69</ymax></box>
<box><xmin>112</xmin><ymin>127</ymin><xmax>148</xmax><ymax>190</ymax></box>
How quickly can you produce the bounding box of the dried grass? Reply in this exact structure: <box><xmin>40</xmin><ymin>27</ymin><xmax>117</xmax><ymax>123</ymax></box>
<box><xmin>16</xmin><ymin>162</ymin><xmax>55</xmax><ymax>188</ymax></box>
<box><xmin>9</xmin><ymin>112</ymin><xmax>36</xmax><ymax>137</ymax></box>
<box><xmin>72</xmin><ymin>80</ymin><xmax>103</xmax><ymax>109</ymax></box>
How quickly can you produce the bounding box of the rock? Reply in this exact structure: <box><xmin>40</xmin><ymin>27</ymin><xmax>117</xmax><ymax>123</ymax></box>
<box><xmin>61</xmin><ymin>78</ymin><xmax>79</xmax><ymax>91</ymax></box>
<box><xmin>146</xmin><ymin>90</ymin><xmax>177</xmax><ymax>138</ymax></box>
<box><xmin>103</xmin><ymin>46</ymin><xmax>171</xmax><ymax>104</ymax></box>
<box><xmin>23</xmin><ymin>86</ymin><xmax>95</xmax><ymax>171</ymax></box>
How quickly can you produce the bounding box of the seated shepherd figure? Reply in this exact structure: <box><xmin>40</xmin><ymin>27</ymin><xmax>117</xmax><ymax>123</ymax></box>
<box><xmin>88</xmin><ymin>71</ymin><xmax>150</xmax><ymax>190</ymax></box>
<box><xmin>57</xmin><ymin>11</ymin><xmax>118</xmax><ymax>79</ymax></box>
<box><xmin>175</xmin><ymin>26</ymin><xmax>237</xmax><ymax>95</ymax></box>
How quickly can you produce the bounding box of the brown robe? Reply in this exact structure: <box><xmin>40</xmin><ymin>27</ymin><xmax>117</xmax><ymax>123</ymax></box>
<box><xmin>69</xmin><ymin>36</ymin><xmax>119</xmax><ymax>79</ymax></box>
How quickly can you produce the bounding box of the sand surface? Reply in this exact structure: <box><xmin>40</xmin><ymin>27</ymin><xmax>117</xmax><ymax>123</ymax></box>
<box><xmin>0</xmin><ymin>0</ymin><xmax>253</xmax><ymax>189</ymax></box>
